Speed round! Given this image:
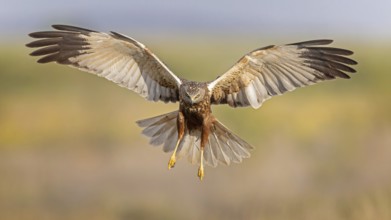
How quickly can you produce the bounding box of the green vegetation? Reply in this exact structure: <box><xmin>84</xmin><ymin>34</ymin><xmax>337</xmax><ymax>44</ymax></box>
<box><xmin>0</xmin><ymin>39</ymin><xmax>390</xmax><ymax>220</ymax></box>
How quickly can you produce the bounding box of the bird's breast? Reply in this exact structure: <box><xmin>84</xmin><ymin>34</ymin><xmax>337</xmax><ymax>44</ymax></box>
<box><xmin>180</xmin><ymin>100</ymin><xmax>211</xmax><ymax>128</ymax></box>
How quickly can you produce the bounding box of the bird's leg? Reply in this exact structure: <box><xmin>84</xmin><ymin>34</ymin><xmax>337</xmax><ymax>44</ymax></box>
<box><xmin>198</xmin><ymin>147</ymin><xmax>205</xmax><ymax>180</ymax></box>
<box><xmin>168</xmin><ymin>111</ymin><xmax>185</xmax><ymax>169</ymax></box>
<box><xmin>197</xmin><ymin>120</ymin><xmax>210</xmax><ymax>181</ymax></box>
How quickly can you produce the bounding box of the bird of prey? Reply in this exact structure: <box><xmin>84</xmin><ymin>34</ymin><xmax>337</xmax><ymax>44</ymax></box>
<box><xmin>27</xmin><ymin>25</ymin><xmax>357</xmax><ymax>180</ymax></box>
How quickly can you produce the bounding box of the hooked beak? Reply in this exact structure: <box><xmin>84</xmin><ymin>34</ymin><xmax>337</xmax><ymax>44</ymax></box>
<box><xmin>189</xmin><ymin>95</ymin><xmax>195</xmax><ymax>104</ymax></box>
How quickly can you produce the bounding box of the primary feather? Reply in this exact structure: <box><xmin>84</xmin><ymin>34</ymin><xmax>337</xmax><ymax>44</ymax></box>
<box><xmin>208</xmin><ymin>40</ymin><xmax>357</xmax><ymax>108</ymax></box>
<box><xmin>27</xmin><ymin>24</ymin><xmax>182</xmax><ymax>103</ymax></box>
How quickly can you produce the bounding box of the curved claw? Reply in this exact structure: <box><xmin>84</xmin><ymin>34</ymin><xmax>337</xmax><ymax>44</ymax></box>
<box><xmin>197</xmin><ymin>166</ymin><xmax>204</xmax><ymax>181</ymax></box>
<box><xmin>168</xmin><ymin>155</ymin><xmax>176</xmax><ymax>170</ymax></box>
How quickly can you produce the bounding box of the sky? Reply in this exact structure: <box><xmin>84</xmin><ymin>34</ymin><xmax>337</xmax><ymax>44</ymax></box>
<box><xmin>1</xmin><ymin>0</ymin><xmax>391</xmax><ymax>41</ymax></box>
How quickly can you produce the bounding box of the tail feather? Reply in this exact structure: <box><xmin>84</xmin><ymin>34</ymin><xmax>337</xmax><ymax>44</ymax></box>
<box><xmin>209</xmin><ymin>131</ymin><xmax>230</xmax><ymax>165</ymax></box>
<box><xmin>136</xmin><ymin>111</ymin><xmax>254</xmax><ymax>167</ymax></box>
<box><xmin>208</xmin><ymin>121</ymin><xmax>253</xmax><ymax>166</ymax></box>
<box><xmin>178</xmin><ymin>130</ymin><xmax>201</xmax><ymax>165</ymax></box>
<box><xmin>136</xmin><ymin>111</ymin><xmax>177</xmax><ymax>127</ymax></box>
<box><xmin>162</xmin><ymin>126</ymin><xmax>177</xmax><ymax>152</ymax></box>
<box><xmin>136</xmin><ymin>111</ymin><xmax>178</xmax><ymax>152</ymax></box>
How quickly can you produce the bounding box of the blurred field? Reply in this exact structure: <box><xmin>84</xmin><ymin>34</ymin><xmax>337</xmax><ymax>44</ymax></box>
<box><xmin>1</xmin><ymin>38</ymin><xmax>391</xmax><ymax>220</ymax></box>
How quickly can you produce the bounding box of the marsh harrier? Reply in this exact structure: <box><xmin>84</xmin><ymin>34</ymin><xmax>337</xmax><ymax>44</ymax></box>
<box><xmin>27</xmin><ymin>25</ymin><xmax>357</xmax><ymax>180</ymax></box>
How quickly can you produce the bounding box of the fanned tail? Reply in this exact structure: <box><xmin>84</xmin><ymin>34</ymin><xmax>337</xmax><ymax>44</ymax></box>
<box><xmin>136</xmin><ymin>111</ymin><xmax>179</xmax><ymax>153</ymax></box>
<box><xmin>136</xmin><ymin>112</ymin><xmax>254</xmax><ymax>167</ymax></box>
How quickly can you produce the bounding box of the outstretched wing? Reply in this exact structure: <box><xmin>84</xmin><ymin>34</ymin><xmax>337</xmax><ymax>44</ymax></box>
<box><xmin>27</xmin><ymin>25</ymin><xmax>182</xmax><ymax>103</ymax></box>
<box><xmin>208</xmin><ymin>40</ymin><xmax>357</xmax><ymax>108</ymax></box>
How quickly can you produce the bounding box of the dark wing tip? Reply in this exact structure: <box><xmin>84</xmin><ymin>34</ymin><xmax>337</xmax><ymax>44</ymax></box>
<box><xmin>291</xmin><ymin>39</ymin><xmax>357</xmax><ymax>79</ymax></box>
<box><xmin>28</xmin><ymin>31</ymin><xmax>45</xmax><ymax>38</ymax></box>
<box><xmin>27</xmin><ymin>25</ymin><xmax>90</xmax><ymax>64</ymax></box>
<box><xmin>52</xmin><ymin>24</ymin><xmax>96</xmax><ymax>33</ymax></box>
<box><xmin>25</xmin><ymin>41</ymin><xmax>35</xmax><ymax>47</ymax></box>
<box><xmin>310</xmin><ymin>47</ymin><xmax>354</xmax><ymax>56</ymax></box>
<box><xmin>301</xmin><ymin>48</ymin><xmax>357</xmax><ymax>79</ymax></box>
<box><xmin>343</xmin><ymin>49</ymin><xmax>354</xmax><ymax>56</ymax></box>
<box><xmin>289</xmin><ymin>39</ymin><xmax>333</xmax><ymax>46</ymax></box>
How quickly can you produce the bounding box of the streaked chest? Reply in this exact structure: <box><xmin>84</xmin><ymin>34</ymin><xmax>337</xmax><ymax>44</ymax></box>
<box><xmin>180</xmin><ymin>98</ymin><xmax>211</xmax><ymax>127</ymax></box>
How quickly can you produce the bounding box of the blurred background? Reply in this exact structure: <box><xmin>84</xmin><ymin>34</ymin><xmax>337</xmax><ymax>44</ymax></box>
<box><xmin>1</xmin><ymin>0</ymin><xmax>391</xmax><ymax>219</ymax></box>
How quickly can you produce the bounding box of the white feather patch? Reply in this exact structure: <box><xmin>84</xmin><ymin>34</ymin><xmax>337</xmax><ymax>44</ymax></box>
<box><xmin>244</xmin><ymin>84</ymin><xmax>261</xmax><ymax>108</ymax></box>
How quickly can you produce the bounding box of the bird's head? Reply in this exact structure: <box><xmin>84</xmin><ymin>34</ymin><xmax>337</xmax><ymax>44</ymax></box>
<box><xmin>181</xmin><ymin>83</ymin><xmax>206</xmax><ymax>105</ymax></box>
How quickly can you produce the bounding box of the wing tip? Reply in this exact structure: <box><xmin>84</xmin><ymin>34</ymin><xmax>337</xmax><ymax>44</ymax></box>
<box><xmin>25</xmin><ymin>41</ymin><xmax>35</xmax><ymax>48</ymax></box>
<box><xmin>51</xmin><ymin>24</ymin><xmax>96</xmax><ymax>33</ymax></box>
<box><xmin>28</xmin><ymin>32</ymin><xmax>45</xmax><ymax>39</ymax></box>
<box><xmin>289</xmin><ymin>39</ymin><xmax>334</xmax><ymax>46</ymax></box>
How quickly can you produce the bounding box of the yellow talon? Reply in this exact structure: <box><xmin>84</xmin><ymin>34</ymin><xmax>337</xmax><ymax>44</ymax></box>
<box><xmin>168</xmin><ymin>154</ymin><xmax>176</xmax><ymax>170</ymax></box>
<box><xmin>168</xmin><ymin>137</ymin><xmax>182</xmax><ymax>170</ymax></box>
<box><xmin>197</xmin><ymin>147</ymin><xmax>205</xmax><ymax>181</ymax></box>
<box><xmin>198</xmin><ymin>165</ymin><xmax>204</xmax><ymax>181</ymax></box>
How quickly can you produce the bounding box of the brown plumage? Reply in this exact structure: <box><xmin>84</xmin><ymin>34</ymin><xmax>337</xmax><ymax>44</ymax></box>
<box><xmin>26</xmin><ymin>25</ymin><xmax>357</xmax><ymax>180</ymax></box>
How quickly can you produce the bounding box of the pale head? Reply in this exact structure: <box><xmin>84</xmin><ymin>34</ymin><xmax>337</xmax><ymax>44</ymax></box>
<box><xmin>180</xmin><ymin>82</ymin><xmax>207</xmax><ymax>105</ymax></box>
